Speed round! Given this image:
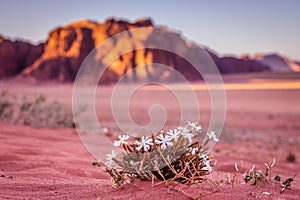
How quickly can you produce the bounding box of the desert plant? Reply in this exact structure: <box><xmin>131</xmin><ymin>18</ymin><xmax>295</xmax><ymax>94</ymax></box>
<box><xmin>0</xmin><ymin>91</ymin><xmax>74</xmax><ymax>128</ymax></box>
<box><xmin>17</xmin><ymin>94</ymin><xmax>74</xmax><ymax>127</ymax></box>
<box><xmin>95</xmin><ymin>123</ymin><xmax>297</xmax><ymax>199</ymax></box>
<box><xmin>241</xmin><ymin>158</ymin><xmax>296</xmax><ymax>197</ymax></box>
<box><xmin>101</xmin><ymin>121</ymin><xmax>219</xmax><ymax>188</ymax></box>
<box><xmin>0</xmin><ymin>91</ymin><xmax>14</xmax><ymax>121</ymax></box>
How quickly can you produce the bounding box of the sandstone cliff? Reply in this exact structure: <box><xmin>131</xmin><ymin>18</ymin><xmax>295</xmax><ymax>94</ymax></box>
<box><xmin>22</xmin><ymin>18</ymin><xmax>156</xmax><ymax>82</ymax></box>
<box><xmin>1</xmin><ymin>18</ymin><xmax>274</xmax><ymax>83</ymax></box>
<box><xmin>21</xmin><ymin>18</ymin><xmax>270</xmax><ymax>83</ymax></box>
<box><xmin>0</xmin><ymin>35</ymin><xmax>43</xmax><ymax>78</ymax></box>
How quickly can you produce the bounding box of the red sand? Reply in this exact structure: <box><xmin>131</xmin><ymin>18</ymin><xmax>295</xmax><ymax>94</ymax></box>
<box><xmin>0</xmin><ymin>78</ymin><xmax>300</xmax><ymax>199</ymax></box>
<box><xmin>0</xmin><ymin>123</ymin><xmax>299</xmax><ymax>199</ymax></box>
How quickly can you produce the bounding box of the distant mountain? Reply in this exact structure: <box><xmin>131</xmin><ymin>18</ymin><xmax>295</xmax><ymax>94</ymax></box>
<box><xmin>2</xmin><ymin>18</ymin><xmax>298</xmax><ymax>83</ymax></box>
<box><xmin>207</xmin><ymin>51</ymin><xmax>269</xmax><ymax>74</ymax></box>
<box><xmin>254</xmin><ymin>54</ymin><xmax>300</xmax><ymax>72</ymax></box>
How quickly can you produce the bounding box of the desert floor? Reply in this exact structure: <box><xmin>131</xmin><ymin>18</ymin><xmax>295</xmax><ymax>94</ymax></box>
<box><xmin>0</xmin><ymin>72</ymin><xmax>300</xmax><ymax>199</ymax></box>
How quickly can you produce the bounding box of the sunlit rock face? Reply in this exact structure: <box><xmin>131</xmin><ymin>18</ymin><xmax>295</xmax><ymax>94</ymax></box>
<box><xmin>22</xmin><ymin>24</ymin><xmax>96</xmax><ymax>82</ymax></box>
<box><xmin>1</xmin><ymin>18</ymin><xmax>275</xmax><ymax>83</ymax></box>
<box><xmin>21</xmin><ymin>18</ymin><xmax>156</xmax><ymax>82</ymax></box>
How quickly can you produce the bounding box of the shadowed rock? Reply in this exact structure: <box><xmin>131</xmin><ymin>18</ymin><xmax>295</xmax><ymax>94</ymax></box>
<box><xmin>0</xmin><ymin>18</ymin><xmax>279</xmax><ymax>83</ymax></box>
<box><xmin>0</xmin><ymin>35</ymin><xmax>43</xmax><ymax>78</ymax></box>
<box><xmin>254</xmin><ymin>54</ymin><xmax>300</xmax><ymax>72</ymax></box>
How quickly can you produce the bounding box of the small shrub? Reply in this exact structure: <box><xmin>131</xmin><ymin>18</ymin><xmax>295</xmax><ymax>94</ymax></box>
<box><xmin>0</xmin><ymin>91</ymin><xmax>14</xmax><ymax>121</ymax></box>
<box><xmin>0</xmin><ymin>91</ymin><xmax>74</xmax><ymax>128</ymax></box>
<box><xmin>242</xmin><ymin>158</ymin><xmax>296</xmax><ymax>197</ymax></box>
<box><xmin>97</xmin><ymin>122</ymin><xmax>219</xmax><ymax>189</ymax></box>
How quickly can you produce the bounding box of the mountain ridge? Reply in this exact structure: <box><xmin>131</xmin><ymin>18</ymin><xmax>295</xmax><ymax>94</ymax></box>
<box><xmin>0</xmin><ymin>18</ymin><xmax>299</xmax><ymax>83</ymax></box>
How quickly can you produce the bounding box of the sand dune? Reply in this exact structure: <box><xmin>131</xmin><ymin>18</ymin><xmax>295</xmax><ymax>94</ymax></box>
<box><xmin>0</xmin><ymin>75</ymin><xmax>300</xmax><ymax>199</ymax></box>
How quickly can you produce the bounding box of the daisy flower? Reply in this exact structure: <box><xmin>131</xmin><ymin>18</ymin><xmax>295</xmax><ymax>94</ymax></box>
<box><xmin>178</xmin><ymin>126</ymin><xmax>189</xmax><ymax>134</ymax></box>
<box><xmin>166</xmin><ymin>129</ymin><xmax>181</xmax><ymax>140</ymax></box>
<box><xmin>105</xmin><ymin>150</ymin><xmax>117</xmax><ymax>167</ymax></box>
<box><xmin>207</xmin><ymin>131</ymin><xmax>219</xmax><ymax>142</ymax></box>
<box><xmin>135</xmin><ymin>136</ymin><xmax>153</xmax><ymax>151</ymax></box>
<box><xmin>181</xmin><ymin>130</ymin><xmax>194</xmax><ymax>143</ymax></box>
<box><xmin>187</xmin><ymin>121</ymin><xmax>202</xmax><ymax>132</ymax></box>
<box><xmin>113</xmin><ymin>135</ymin><xmax>130</xmax><ymax>147</ymax></box>
<box><xmin>156</xmin><ymin>133</ymin><xmax>173</xmax><ymax>149</ymax></box>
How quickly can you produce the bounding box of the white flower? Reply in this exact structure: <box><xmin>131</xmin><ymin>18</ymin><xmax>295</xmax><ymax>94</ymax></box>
<box><xmin>178</xmin><ymin>127</ymin><xmax>194</xmax><ymax>142</ymax></box>
<box><xmin>156</xmin><ymin>133</ymin><xmax>173</xmax><ymax>149</ymax></box>
<box><xmin>187</xmin><ymin>147</ymin><xmax>199</xmax><ymax>155</ymax></box>
<box><xmin>207</xmin><ymin>131</ymin><xmax>219</xmax><ymax>142</ymax></box>
<box><xmin>187</xmin><ymin>121</ymin><xmax>202</xmax><ymax>132</ymax></box>
<box><xmin>134</xmin><ymin>136</ymin><xmax>153</xmax><ymax>151</ymax></box>
<box><xmin>191</xmin><ymin>147</ymin><xmax>199</xmax><ymax>155</ymax></box>
<box><xmin>200</xmin><ymin>155</ymin><xmax>209</xmax><ymax>161</ymax></box>
<box><xmin>201</xmin><ymin>155</ymin><xmax>212</xmax><ymax>172</ymax></box>
<box><xmin>166</xmin><ymin>129</ymin><xmax>181</xmax><ymax>140</ymax></box>
<box><xmin>113</xmin><ymin>135</ymin><xmax>130</xmax><ymax>146</ymax></box>
<box><xmin>105</xmin><ymin>150</ymin><xmax>117</xmax><ymax>167</ymax></box>
<box><xmin>181</xmin><ymin>130</ymin><xmax>194</xmax><ymax>143</ymax></box>
<box><xmin>203</xmin><ymin>160</ymin><xmax>212</xmax><ymax>172</ymax></box>
<box><xmin>178</xmin><ymin>126</ymin><xmax>189</xmax><ymax>134</ymax></box>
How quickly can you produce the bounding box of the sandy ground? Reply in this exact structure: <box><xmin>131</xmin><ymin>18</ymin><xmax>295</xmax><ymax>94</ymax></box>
<box><xmin>0</xmin><ymin>73</ymin><xmax>300</xmax><ymax>199</ymax></box>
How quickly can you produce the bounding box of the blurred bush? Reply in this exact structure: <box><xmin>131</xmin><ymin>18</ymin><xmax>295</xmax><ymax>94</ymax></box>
<box><xmin>0</xmin><ymin>91</ymin><xmax>74</xmax><ymax>128</ymax></box>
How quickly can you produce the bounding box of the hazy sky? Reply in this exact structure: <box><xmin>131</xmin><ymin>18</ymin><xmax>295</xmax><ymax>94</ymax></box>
<box><xmin>1</xmin><ymin>0</ymin><xmax>299</xmax><ymax>60</ymax></box>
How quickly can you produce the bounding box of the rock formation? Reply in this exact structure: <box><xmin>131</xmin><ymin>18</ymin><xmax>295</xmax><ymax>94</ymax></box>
<box><xmin>254</xmin><ymin>54</ymin><xmax>300</xmax><ymax>72</ymax></box>
<box><xmin>0</xmin><ymin>35</ymin><xmax>43</xmax><ymax>78</ymax></box>
<box><xmin>20</xmin><ymin>18</ymin><xmax>270</xmax><ymax>83</ymax></box>
<box><xmin>5</xmin><ymin>18</ymin><xmax>298</xmax><ymax>83</ymax></box>
<box><xmin>208</xmin><ymin>52</ymin><xmax>270</xmax><ymax>74</ymax></box>
<box><xmin>21</xmin><ymin>18</ymin><xmax>156</xmax><ymax>82</ymax></box>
